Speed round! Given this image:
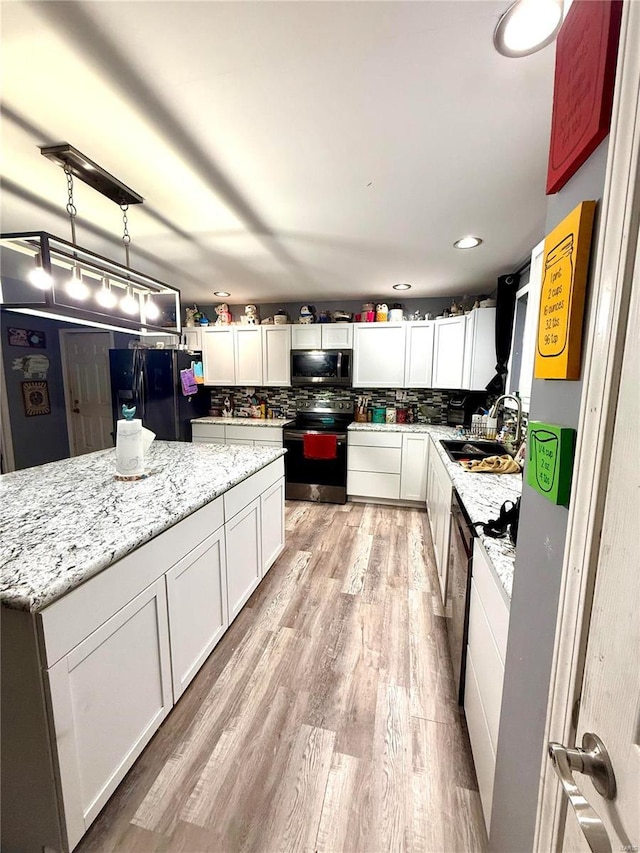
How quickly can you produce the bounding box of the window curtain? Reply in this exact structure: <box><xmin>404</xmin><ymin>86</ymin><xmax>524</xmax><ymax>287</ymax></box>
<box><xmin>486</xmin><ymin>272</ymin><xmax>520</xmax><ymax>395</ymax></box>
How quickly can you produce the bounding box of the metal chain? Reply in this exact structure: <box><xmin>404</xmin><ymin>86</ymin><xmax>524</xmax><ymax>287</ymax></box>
<box><xmin>64</xmin><ymin>165</ymin><xmax>77</xmax><ymax>246</ymax></box>
<box><xmin>121</xmin><ymin>203</ymin><xmax>131</xmax><ymax>268</ymax></box>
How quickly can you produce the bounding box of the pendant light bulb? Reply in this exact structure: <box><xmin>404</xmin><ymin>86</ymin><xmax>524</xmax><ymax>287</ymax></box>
<box><xmin>120</xmin><ymin>287</ymin><xmax>139</xmax><ymax>315</ymax></box>
<box><xmin>144</xmin><ymin>297</ymin><xmax>160</xmax><ymax>321</ymax></box>
<box><xmin>96</xmin><ymin>278</ymin><xmax>117</xmax><ymax>308</ymax></box>
<box><xmin>66</xmin><ymin>267</ymin><xmax>89</xmax><ymax>300</ymax></box>
<box><xmin>28</xmin><ymin>255</ymin><xmax>53</xmax><ymax>290</ymax></box>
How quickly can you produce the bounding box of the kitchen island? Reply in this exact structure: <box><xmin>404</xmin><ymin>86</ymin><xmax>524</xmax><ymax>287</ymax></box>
<box><xmin>1</xmin><ymin>441</ymin><xmax>286</xmax><ymax>853</ymax></box>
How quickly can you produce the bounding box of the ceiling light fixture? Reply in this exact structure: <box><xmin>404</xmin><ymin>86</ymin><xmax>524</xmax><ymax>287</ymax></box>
<box><xmin>454</xmin><ymin>236</ymin><xmax>483</xmax><ymax>249</ymax></box>
<box><xmin>1</xmin><ymin>144</ymin><xmax>181</xmax><ymax>336</ymax></box>
<box><xmin>393</xmin><ymin>283</ymin><xmax>412</xmax><ymax>291</ymax></box>
<box><xmin>493</xmin><ymin>0</ymin><xmax>563</xmax><ymax>58</ymax></box>
<box><xmin>214</xmin><ymin>291</ymin><xmax>231</xmax><ymax>298</ymax></box>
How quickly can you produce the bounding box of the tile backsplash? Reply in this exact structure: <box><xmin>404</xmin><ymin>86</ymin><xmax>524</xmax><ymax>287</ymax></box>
<box><xmin>209</xmin><ymin>386</ymin><xmax>462</xmax><ymax>423</ymax></box>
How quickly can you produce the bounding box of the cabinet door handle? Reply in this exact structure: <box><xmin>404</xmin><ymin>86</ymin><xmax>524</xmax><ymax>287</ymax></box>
<box><xmin>548</xmin><ymin>732</ymin><xmax>616</xmax><ymax>853</ymax></box>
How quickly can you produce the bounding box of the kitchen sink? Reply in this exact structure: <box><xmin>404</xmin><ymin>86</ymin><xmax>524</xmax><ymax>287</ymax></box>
<box><xmin>440</xmin><ymin>439</ymin><xmax>513</xmax><ymax>462</ymax></box>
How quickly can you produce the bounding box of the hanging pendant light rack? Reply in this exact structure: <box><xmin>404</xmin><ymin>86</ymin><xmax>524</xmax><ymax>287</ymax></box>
<box><xmin>0</xmin><ymin>143</ymin><xmax>181</xmax><ymax>336</ymax></box>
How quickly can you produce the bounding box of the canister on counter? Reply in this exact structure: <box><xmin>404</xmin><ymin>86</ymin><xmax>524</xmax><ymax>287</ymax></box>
<box><xmin>386</xmin><ymin>407</ymin><xmax>396</xmax><ymax>423</ymax></box>
<box><xmin>372</xmin><ymin>407</ymin><xmax>385</xmax><ymax>423</ymax></box>
<box><xmin>396</xmin><ymin>407</ymin><xmax>407</xmax><ymax>423</ymax></box>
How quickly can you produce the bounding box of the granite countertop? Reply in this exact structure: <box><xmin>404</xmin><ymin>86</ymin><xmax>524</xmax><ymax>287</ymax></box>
<box><xmin>192</xmin><ymin>417</ymin><xmax>293</xmax><ymax>427</ymax></box>
<box><xmin>348</xmin><ymin>422</ymin><xmax>520</xmax><ymax>600</ymax></box>
<box><xmin>0</xmin><ymin>442</ymin><xmax>286</xmax><ymax>613</ymax></box>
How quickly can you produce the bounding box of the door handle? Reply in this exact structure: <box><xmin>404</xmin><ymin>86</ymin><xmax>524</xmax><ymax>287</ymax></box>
<box><xmin>548</xmin><ymin>732</ymin><xmax>616</xmax><ymax>853</ymax></box>
<box><xmin>72</xmin><ymin>408</ymin><xmax>80</xmax><ymax>414</ymax></box>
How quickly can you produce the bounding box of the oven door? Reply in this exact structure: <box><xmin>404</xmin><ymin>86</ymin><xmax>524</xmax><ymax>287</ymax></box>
<box><xmin>447</xmin><ymin>493</ymin><xmax>475</xmax><ymax>705</ymax></box>
<box><xmin>284</xmin><ymin>430</ymin><xmax>348</xmax><ymax>503</ymax></box>
<box><xmin>290</xmin><ymin>350</ymin><xmax>351</xmax><ymax>386</ymax></box>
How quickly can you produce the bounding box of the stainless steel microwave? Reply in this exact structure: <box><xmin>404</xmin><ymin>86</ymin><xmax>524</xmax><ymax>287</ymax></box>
<box><xmin>290</xmin><ymin>349</ymin><xmax>352</xmax><ymax>386</ymax></box>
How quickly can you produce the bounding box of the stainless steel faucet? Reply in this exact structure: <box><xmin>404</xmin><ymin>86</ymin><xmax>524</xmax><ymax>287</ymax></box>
<box><xmin>489</xmin><ymin>394</ymin><xmax>523</xmax><ymax>446</ymax></box>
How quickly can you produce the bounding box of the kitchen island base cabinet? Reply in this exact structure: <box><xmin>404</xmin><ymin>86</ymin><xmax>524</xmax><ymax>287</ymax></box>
<box><xmin>261</xmin><ymin>478</ymin><xmax>285</xmax><ymax>573</ymax></box>
<box><xmin>426</xmin><ymin>437</ymin><xmax>453</xmax><ymax>603</ymax></box>
<box><xmin>47</xmin><ymin>578</ymin><xmax>173</xmax><ymax>851</ymax></box>
<box><xmin>166</xmin><ymin>529</ymin><xmax>228</xmax><ymax>701</ymax></box>
<box><xmin>225</xmin><ymin>498</ymin><xmax>262</xmax><ymax>623</ymax></box>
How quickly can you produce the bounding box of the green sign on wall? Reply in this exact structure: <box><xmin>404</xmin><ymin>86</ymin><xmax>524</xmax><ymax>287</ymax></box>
<box><xmin>527</xmin><ymin>421</ymin><xmax>576</xmax><ymax>507</ymax></box>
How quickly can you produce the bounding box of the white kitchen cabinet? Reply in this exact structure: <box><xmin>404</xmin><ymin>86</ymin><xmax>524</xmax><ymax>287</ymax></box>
<box><xmin>426</xmin><ymin>437</ymin><xmax>453</xmax><ymax>601</ymax></box>
<box><xmin>508</xmin><ymin>239</ymin><xmax>544</xmax><ymax>411</ymax></box>
<box><xmin>321</xmin><ymin>323</ymin><xmax>353</xmax><ymax>348</ymax></box>
<box><xmin>400</xmin><ymin>433</ymin><xmax>430</xmax><ymax>501</ymax></box>
<box><xmin>194</xmin><ymin>422</ymin><xmax>284</xmax><ymax>447</ymax></box>
<box><xmin>225</xmin><ymin>497</ymin><xmax>262</xmax><ymax>622</ymax></box>
<box><xmin>262</xmin><ymin>325</ymin><xmax>291</xmax><ymax>386</ymax></box>
<box><xmin>352</xmin><ymin>323</ymin><xmax>407</xmax><ymax>388</ymax></box>
<box><xmin>432</xmin><ymin>316</ymin><xmax>467</xmax><ymax>389</ymax></box>
<box><xmin>260</xmin><ymin>478</ymin><xmax>285</xmax><ymax>574</ymax></box>
<box><xmin>165</xmin><ymin>527</ymin><xmax>228</xmax><ymax>701</ymax></box>
<box><xmin>291</xmin><ymin>324</ymin><xmax>322</xmax><ymax>349</ymax></box>
<box><xmin>226</xmin><ymin>438</ymin><xmax>254</xmax><ymax>446</ymax></box>
<box><xmin>202</xmin><ymin>326</ymin><xmax>236</xmax><ymax>385</ymax></box>
<box><xmin>192</xmin><ymin>423</ymin><xmax>226</xmax><ymax>443</ymax></box>
<box><xmin>234</xmin><ymin>326</ymin><xmax>263</xmax><ymax>386</ymax></box>
<box><xmin>183</xmin><ymin>327</ymin><xmax>203</xmax><ymax>351</ymax></box>
<box><xmin>464</xmin><ymin>539</ymin><xmax>510</xmax><ymax>831</ymax></box>
<box><xmin>462</xmin><ymin>307</ymin><xmax>497</xmax><ymax>391</ymax></box>
<box><xmin>404</xmin><ymin>322</ymin><xmax>435</xmax><ymax>387</ymax></box>
<box><xmin>46</xmin><ymin>578</ymin><xmax>173</xmax><ymax>849</ymax></box>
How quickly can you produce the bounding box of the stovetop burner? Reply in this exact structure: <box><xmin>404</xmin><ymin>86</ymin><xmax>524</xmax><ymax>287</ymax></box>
<box><xmin>290</xmin><ymin>398</ymin><xmax>354</xmax><ymax>432</ymax></box>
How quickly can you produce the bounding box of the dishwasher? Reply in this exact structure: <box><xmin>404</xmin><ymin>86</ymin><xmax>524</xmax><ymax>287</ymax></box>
<box><xmin>446</xmin><ymin>490</ymin><xmax>476</xmax><ymax>705</ymax></box>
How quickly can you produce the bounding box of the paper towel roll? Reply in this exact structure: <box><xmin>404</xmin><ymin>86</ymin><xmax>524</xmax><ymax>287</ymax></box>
<box><xmin>116</xmin><ymin>419</ymin><xmax>145</xmax><ymax>476</ymax></box>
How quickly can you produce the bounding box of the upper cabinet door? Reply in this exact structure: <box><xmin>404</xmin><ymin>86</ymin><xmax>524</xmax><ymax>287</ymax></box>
<box><xmin>183</xmin><ymin>327</ymin><xmax>203</xmax><ymax>352</ymax></box>
<box><xmin>463</xmin><ymin>308</ymin><xmax>497</xmax><ymax>391</ymax></box>
<box><xmin>202</xmin><ymin>327</ymin><xmax>235</xmax><ymax>385</ymax></box>
<box><xmin>322</xmin><ymin>324</ymin><xmax>353</xmax><ymax>349</ymax></box>
<box><xmin>352</xmin><ymin>323</ymin><xmax>407</xmax><ymax>388</ymax></box>
<box><xmin>234</xmin><ymin>326</ymin><xmax>264</xmax><ymax>386</ymax></box>
<box><xmin>291</xmin><ymin>325</ymin><xmax>322</xmax><ymax>349</ymax></box>
<box><xmin>404</xmin><ymin>322</ymin><xmax>435</xmax><ymax>387</ymax></box>
<box><xmin>433</xmin><ymin>317</ymin><xmax>467</xmax><ymax>388</ymax></box>
<box><xmin>262</xmin><ymin>325</ymin><xmax>291</xmax><ymax>387</ymax></box>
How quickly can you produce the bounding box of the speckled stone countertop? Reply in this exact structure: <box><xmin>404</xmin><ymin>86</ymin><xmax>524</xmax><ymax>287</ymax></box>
<box><xmin>0</xmin><ymin>441</ymin><xmax>286</xmax><ymax>613</ymax></box>
<box><xmin>192</xmin><ymin>416</ymin><xmax>293</xmax><ymax>427</ymax></box>
<box><xmin>348</xmin><ymin>422</ymin><xmax>521</xmax><ymax>600</ymax></box>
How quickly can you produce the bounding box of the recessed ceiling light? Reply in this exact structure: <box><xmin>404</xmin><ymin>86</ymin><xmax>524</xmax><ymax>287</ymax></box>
<box><xmin>393</xmin><ymin>283</ymin><xmax>412</xmax><ymax>291</ymax></box>
<box><xmin>454</xmin><ymin>236</ymin><xmax>483</xmax><ymax>250</ymax></box>
<box><xmin>494</xmin><ymin>0</ymin><xmax>563</xmax><ymax>58</ymax></box>
<box><xmin>214</xmin><ymin>291</ymin><xmax>231</xmax><ymax>298</ymax></box>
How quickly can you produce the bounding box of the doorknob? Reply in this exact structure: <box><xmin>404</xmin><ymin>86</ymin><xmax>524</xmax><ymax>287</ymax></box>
<box><xmin>548</xmin><ymin>732</ymin><xmax>616</xmax><ymax>853</ymax></box>
<box><xmin>72</xmin><ymin>408</ymin><xmax>80</xmax><ymax>414</ymax></box>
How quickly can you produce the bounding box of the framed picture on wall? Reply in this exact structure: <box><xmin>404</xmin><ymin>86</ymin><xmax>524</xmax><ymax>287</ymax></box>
<box><xmin>21</xmin><ymin>381</ymin><xmax>51</xmax><ymax>417</ymax></box>
<box><xmin>8</xmin><ymin>327</ymin><xmax>47</xmax><ymax>348</ymax></box>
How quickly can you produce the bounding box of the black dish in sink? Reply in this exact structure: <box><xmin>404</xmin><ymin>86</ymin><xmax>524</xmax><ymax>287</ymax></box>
<box><xmin>440</xmin><ymin>439</ymin><xmax>513</xmax><ymax>462</ymax></box>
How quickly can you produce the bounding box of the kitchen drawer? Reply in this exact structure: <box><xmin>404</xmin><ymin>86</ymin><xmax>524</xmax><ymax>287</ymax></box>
<box><xmin>254</xmin><ymin>439</ymin><xmax>282</xmax><ymax>447</ymax></box>
<box><xmin>467</xmin><ymin>578</ymin><xmax>505</xmax><ymax>751</ymax></box>
<box><xmin>348</xmin><ymin>430</ymin><xmax>403</xmax><ymax>449</ymax></box>
<box><xmin>39</xmin><ymin>497</ymin><xmax>224</xmax><ymax>668</ymax></box>
<box><xmin>348</xmin><ymin>445</ymin><xmax>402</xmax><ymax>474</ymax></box>
<box><xmin>226</xmin><ymin>425</ymin><xmax>274</xmax><ymax>441</ymax></box>
<box><xmin>472</xmin><ymin>539</ymin><xmax>510</xmax><ymax>662</ymax></box>
<box><xmin>347</xmin><ymin>470</ymin><xmax>401</xmax><ymax>500</ymax></box>
<box><xmin>223</xmin><ymin>457</ymin><xmax>284</xmax><ymax>522</ymax></box>
<box><xmin>464</xmin><ymin>648</ymin><xmax>496</xmax><ymax>831</ymax></box>
<box><xmin>192</xmin><ymin>423</ymin><xmax>225</xmax><ymax>441</ymax></box>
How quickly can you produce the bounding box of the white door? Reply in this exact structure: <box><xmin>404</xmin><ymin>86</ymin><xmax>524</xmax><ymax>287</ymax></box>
<box><xmin>352</xmin><ymin>324</ymin><xmax>406</xmax><ymax>388</ymax></box>
<box><xmin>165</xmin><ymin>527</ymin><xmax>228</xmax><ymax>701</ymax></box>
<box><xmin>404</xmin><ymin>322</ymin><xmax>435</xmax><ymax>388</ymax></box>
<box><xmin>554</xmin><ymin>230</ymin><xmax>640</xmax><ymax>853</ymax></box>
<box><xmin>202</xmin><ymin>327</ymin><xmax>235</xmax><ymax>385</ymax></box>
<box><xmin>234</xmin><ymin>326</ymin><xmax>263</xmax><ymax>386</ymax></box>
<box><xmin>47</xmin><ymin>578</ymin><xmax>172</xmax><ymax>849</ymax></box>
<box><xmin>291</xmin><ymin>325</ymin><xmax>322</xmax><ymax>349</ymax></box>
<box><xmin>400</xmin><ymin>433</ymin><xmax>430</xmax><ymax>501</ymax></box>
<box><xmin>433</xmin><ymin>316</ymin><xmax>466</xmax><ymax>389</ymax></box>
<box><xmin>322</xmin><ymin>323</ymin><xmax>353</xmax><ymax>349</ymax></box>
<box><xmin>262</xmin><ymin>325</ymin><xmax>291</xmax><ymax>386</ymax></box>
<box><xmin>61</xmin><ymin>331</ymin><xmax>113</xmax><ymax>456</ymax></box>
<box><xmin>260</xmin><ymin>477</ymin><xmax>285</xmax><ymax>575</ymax></box>
<box><xmin>225</xmin><ymin>497</ymin><xmax>262</xmax><ymax>623</ymax></box>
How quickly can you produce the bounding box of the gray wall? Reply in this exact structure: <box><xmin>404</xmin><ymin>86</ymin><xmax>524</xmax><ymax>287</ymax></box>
<box><xmin>489</xmin><ymin>137</ymin><xmax>610</xmax><ymax>852</ymax></box>
<box><xmin>1</xmin><ymin>309</ymin><xmax>132</xmax><ymax>470</ymax></box>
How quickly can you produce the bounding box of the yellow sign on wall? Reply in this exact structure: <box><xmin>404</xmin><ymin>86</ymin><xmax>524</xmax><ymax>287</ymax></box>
<box><xmin>535</xmin><ymin>200</ymin><xmax>596</xmax><ymax>380</ymax></box>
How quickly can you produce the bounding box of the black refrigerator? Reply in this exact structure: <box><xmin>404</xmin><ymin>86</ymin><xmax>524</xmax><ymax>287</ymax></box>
<box><xmin>109</xmin><ymin>349</ymin><xmax>210</xmax><ymax>442</ymax></box>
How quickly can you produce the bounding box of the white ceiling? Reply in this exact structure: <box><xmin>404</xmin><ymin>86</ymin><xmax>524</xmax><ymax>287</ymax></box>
<box><xmin>0</xmin><ymin>1</ymin><xmax>555</xmax><ymax>304</ymax></box>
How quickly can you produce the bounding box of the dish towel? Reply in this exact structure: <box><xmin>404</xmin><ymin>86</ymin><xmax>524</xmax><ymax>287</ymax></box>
<box><xmin>460</xmin><ymin>454</ymin><xmax>521</xmax><ymax>474</ymax></box>
<box><xmin>303</xmin><ymin>433</ymin><xmax>338</xmax><ymax>460</ymax></box>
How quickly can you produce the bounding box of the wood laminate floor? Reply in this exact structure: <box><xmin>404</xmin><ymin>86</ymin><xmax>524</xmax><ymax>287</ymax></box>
<box><xmin>77</xmin><ymin>501</ymin><xmax>487</xmax><ymax>853</ymax></box>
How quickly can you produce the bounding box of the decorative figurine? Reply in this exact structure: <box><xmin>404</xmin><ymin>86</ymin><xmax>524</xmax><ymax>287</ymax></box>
<box><xmin>274</xmin><ymin>309</ymin><xmax>288</xmax><ymax>325</ymax></box>
<box><xmin>215</xmin><ymin>303</ymin><xmax>232</xmax><ymax>325</ymax></box>
<box><xmin>222</xmin><ymin>395</ymin><xmax>234</xmax><ymax>418</ymax></box>
<box><xmin>244</xmin><ymin>304</ymin><xmax>260</xmax><ymax>325</ymax></box>
<box><xmin>185</xmin><ymin>306</ymin><xmax>198</xmax><ymax>327</ymax></box>
<box><xmin>376</xmin><ymin>303</ymin><xmax>389</xmax><ymax>322</ymax></box>
<box><xmin>299</xmin><ymin>305</ymin><xmax>316</xmax><ymax>324</ymax></box>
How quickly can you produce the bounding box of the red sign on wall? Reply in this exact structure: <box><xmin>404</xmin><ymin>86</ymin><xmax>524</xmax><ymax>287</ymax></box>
<box><xmin>546</xmin><ymin>0</ymin><xmax>623</xmax><ymax>195</ymax></box>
